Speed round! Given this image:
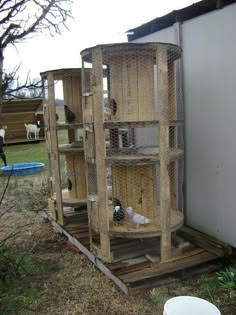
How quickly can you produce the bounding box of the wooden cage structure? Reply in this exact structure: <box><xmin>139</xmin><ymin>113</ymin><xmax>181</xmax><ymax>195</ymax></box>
<box><xmin>41</xmin><ymin>69</ymin><xmax>87</xmax><ymax>226</ymax></box>
<box><xmin>81</xmin><ymin>43</ymin><xmax>184</xmax><ymax>263</ymax></box>
<box><xmin>0</xmin><ymin>98</ymin><xmax>44</xmax><ymax>143</ymax></box>
<box><xmin>41</xmin><ymin>45</ymin><xmax>228</xmax><ymax>292</ymax></box>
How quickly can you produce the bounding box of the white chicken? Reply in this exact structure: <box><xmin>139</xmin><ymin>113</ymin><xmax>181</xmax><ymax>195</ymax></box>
<box><xmin>126</xmin><ymin>207</ymin><xmax>151</xmax><ymax>228</ymax></box>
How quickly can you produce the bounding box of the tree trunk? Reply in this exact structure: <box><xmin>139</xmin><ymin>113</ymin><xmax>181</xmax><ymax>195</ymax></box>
<box><xmin>0</xmin><ymin>47</ymin><xmax>4</xmax><ymax>114</ymax></box>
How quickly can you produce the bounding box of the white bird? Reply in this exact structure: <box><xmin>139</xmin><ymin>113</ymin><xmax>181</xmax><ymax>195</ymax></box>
<box><xmin>126</xmin><ymin>207</ymin><xmax>151</xmax><ymax>228</ymax></box>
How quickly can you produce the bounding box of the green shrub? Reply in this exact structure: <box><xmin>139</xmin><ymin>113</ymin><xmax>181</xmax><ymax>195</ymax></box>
<box><xmin>0</xmin><ymin>247</ymin><xmax>42</xmax><ymax>314</ymax></box>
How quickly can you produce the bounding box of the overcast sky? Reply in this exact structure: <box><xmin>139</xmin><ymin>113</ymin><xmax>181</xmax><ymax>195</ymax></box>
<box><xmin>4</xmin><ymin>0</ymin><xmax>199</xmax><ymax>80</ymax></box>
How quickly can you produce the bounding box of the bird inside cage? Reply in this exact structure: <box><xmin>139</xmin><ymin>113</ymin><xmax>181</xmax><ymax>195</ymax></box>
<box><xmin>113</xmin><ymin>206</ymin><xmax>125</xmax><ymax>224</ymax></box>
<box><xmin>126</xmin><ymin>207</ymin><xmax>151</xmax><ymax>228</ymax></box>
<box><xmin>110</xmin><ymin>98</ymin><xmax>117</xmax><ymax>116</ymax></box>
<box><xmin>64</xmin><ymin>105</ymin><xmax>76</xmax><ymax>123</ymax></box>
<box><xmin>113</xmin><ymin>198</ymin><xmax>125</xmax><ymax>224</ymax></box>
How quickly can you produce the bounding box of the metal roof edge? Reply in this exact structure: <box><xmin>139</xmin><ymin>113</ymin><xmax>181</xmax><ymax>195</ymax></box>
<box><xmin>127</xmin><ymin>0</ymin><xmax>236</xmax><ymax>41</ymax></box>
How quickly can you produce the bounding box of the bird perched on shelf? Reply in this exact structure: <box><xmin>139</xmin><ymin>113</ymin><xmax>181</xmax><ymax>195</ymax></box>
<box><xmin>64</xmin><ymin>105</ymin><xmax>76</xmax><ymax>123</ymax></box>
<box><xmin>126</xmin><ymin>207</ymin><xmax>151</xmax><ymax>228</ymax></box>
<box><xmin>113</xmin><ymin>205</ymin><xmax>125</xmax><ymax>224</ymax></box>
<box><xmin>110</xmin><ymin>98</ymin><xmax>117</xmax><ymax>116</ymax></box>
<box><xmin>113</xmin><ymin>198</ymin><xmax>122</xmax><ymax>208</ymax></box>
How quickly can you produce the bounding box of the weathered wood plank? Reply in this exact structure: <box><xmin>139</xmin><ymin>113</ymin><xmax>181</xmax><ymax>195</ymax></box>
<box><xmin>157</xmin><ymin>46</ymin><xmax>171</xmax><ymax>261</ymax></box>
<box><xmin>48</xmin><ymin>72</ymin><xmax>64</xmax><ymax>225</ymax></box>
<box><xmin>92</xmin><ymin>47</ymin><xmax>111</xmax><ymax>262</ymax></box>
<box><xmin>120</xmin><ymin>249</ymin><xmax>217</xmax><ymax>283</ymax></box>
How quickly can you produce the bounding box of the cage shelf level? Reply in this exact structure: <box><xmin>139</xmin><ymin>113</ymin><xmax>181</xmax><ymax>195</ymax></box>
<box><xmin>41</xmin><ymin>68</ymin><xmax>87</xmax><ymax>226</ymax></box>
<box><xmin>81</xmin><ymin>42</ymin><xmax>184</xmax><ymax>263</ymax></box>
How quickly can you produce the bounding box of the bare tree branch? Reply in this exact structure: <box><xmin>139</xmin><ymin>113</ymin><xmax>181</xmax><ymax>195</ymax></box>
<box><xmin>0</xmin><ymin>202</ymin><xmax>18</xmax><ymax>219</ymax></box>
<box><xmin>0</xmin><ymin>0</ymin><xmax>73</xmax><ymax>48</ymax></box>
<box><xmin>0</xmin><ymin>0</ymin><xmax>73</xmax><ymax>101</ymax></box>
<box><xmin>0</xmin><ymin>173</ymin><xmax>11</xmax><ymax>206</ymax></box>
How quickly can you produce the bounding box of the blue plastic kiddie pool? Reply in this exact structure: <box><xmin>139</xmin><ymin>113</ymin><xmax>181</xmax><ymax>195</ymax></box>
<box><xmin>0</xmin><ymin>162</ymin><xmax>45</xmax><ymax>176</ymax></box>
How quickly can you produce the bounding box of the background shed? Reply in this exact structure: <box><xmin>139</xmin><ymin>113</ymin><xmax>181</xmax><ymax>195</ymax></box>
<box><xmin>0</xmin><ymin>98</ymin><xmax>45</xmax><ymax>143</ymax></box>
<box><xmin>127</xmin><ymin>0</ymin><xmax>236</xmax><ymax>248</ymax></box>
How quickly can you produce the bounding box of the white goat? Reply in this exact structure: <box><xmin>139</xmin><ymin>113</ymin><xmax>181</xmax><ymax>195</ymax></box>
<box><xmin>0</xmin><ymin>125</ymin><xmax>7</xmax><ymax>141</ymax></box>
<box><xmin>24</xmin><ymin>121</ymin><xmax>40</xmax><ymax>140</ymax></box>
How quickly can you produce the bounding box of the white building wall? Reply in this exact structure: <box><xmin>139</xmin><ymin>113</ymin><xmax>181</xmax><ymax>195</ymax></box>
<box><xmin>132</xmin><ymin>26</ymin><xmax>175</xmax><ymax>44</ymax></box>
<box><xmin>132</xmin><ymin>3</ymin><xmax>236</xmax><ymax>247</ymax></box>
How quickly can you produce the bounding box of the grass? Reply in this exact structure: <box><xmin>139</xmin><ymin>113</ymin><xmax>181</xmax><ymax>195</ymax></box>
<box><xmin>6</xmin><ymin>142</ymin><xmax>48</xmax><ymax>167</ymax></box>
<box><xmin>0</xmin><ymin>247</ymin><xmax>42</xmax><ymax>314</ymax></box>
<box><xmin>1</xmin><ymin>130</ymin><xmax>68</xmax><ymax>171</ymax></box>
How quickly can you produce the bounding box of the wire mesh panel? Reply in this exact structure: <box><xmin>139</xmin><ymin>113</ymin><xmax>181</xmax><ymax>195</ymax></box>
<box><xmin>41</xmin><ymin>69</ymin><xmax>87</xmax><ymax>227</ymax></box>
<box><xmin>81</xmin><ymin>43</ymin><xmax>184</xmax><ymax>261</ymax></box>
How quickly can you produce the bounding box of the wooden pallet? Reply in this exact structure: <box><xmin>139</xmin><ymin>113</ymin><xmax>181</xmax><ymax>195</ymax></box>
<box><xmin>41</xmin><ymin>209</ymin><xmax>228</xmax><ymax>294</ymax></box>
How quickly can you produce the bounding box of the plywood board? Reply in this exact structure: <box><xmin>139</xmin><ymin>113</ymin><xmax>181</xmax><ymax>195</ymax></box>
<box><xmin>110</xmin><ymin>59</ymin><xmax>123</xmax><ymax>121</ymax></box>
<box><xmin>121</xmin><ymin>56</ymin><xmax>139</xmax><ymax>121</ymax></box>
<box><xmin>66</xmin><ymin>154</ymin><xmax>77</xmax><ymax>199</ymax></box>
<box><xmin>137</xmin><ymin>59</ymin><xmax>154</xmax><ymax>121</ymax></box>
<box><xmin>74</xmin><ymin>153</ymin><xmax>87</xmax><ymax>200</ymax></box>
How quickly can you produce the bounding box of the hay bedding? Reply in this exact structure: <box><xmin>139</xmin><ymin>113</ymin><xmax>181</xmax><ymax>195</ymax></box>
<box><xmin>1</xmin><ymin>173</ymin><xmax>232</xmax><ymax>315</ymax></box>
<box><xmin>0</xmin><ymin>174</ymin><xmax>161</xmax><ymax>314</ymax></box>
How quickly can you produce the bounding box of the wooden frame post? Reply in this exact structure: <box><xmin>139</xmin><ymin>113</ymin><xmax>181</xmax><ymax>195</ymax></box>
<box><xmin>47</xmin><ymin>72</ymin><xmax>64</xmax><ymax>225</ymax></box>
<box><xmin>92</xmin><ymin>47</ymin><xmax>112</xmax><ymax>262</ymax></box>
<box><xmin>157</xmin><ymin>47</ymin><xmax>171</xmax><ymax>261</ymax></box>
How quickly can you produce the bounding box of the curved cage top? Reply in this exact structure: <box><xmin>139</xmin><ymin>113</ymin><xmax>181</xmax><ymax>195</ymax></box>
<box><xmin>81</xmin><ymin>42</ymin><xmax>182</xmax><ymax>63</ymax></box>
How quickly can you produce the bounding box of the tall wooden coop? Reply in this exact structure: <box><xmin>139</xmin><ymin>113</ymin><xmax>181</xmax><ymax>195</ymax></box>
<box><xmin>41</xmin><ymin>69</ymin><xmax>87</xmax><ymax>225</ymax></box>
<box><xmin>81</xmin><ymin>43</ymin><xmax>184</xmax><ymax>263</ymax></box>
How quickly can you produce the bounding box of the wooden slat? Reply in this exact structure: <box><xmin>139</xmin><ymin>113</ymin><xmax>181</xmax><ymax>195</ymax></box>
<box><xmin>106</xmin><ymin>149</ymin><xmax>184</xmax><ymax>165</ymax></box>
<box><xmin>92</xmin><ymin>47</ymin><xmax>112</xmax><ymax>262</ymax></box>
<box><xmin>112</xmin><ymin>166</ymin><xmax>127</xmax><ymax>209</ymax></box>
<box><xmin>48</xmin><ymin>72</ymin><xmax>64</xmax><ymax>225</ymax></box>
<box><xmin>137</xmin><ymin>58</ymin><xmax>154</xmax><ymax>121</ymax></box>
<box><xmin>58</xmin><ymin>144</ymin><xmax>84</xmax><ymax>153</ymax></box>
<box><xmin>74</xmin><ymin>153</ymin><xmax>87</xmax><ymax>200</ymax></box>
<box><xmin>140</xmin><ymin>165</ymin><xmax>157</xmax><ymax>218</ymax></box>
<box><xmin>71</xmin><ymin>74</ymin><xmax>82</xmax><ymax>122</ymax></box>
<box><xmin>121</xmin><ymin>55</ymin><xmax>138</xmax><ymax>121</ymax></box>
<box><xmin>63</xmin><ymin>76</ymin><xmax>75</xmax><ymax>143</ymax></box>
<box><xmin>66</xmin><ymin>154</ymin><xmax>77</xmax><ymax>199</ymax></box>
<box><xmin>56</xmin><ymin>122</ymin><xmax>82</xmax><ymax>130</ymax></box>
<box><xmin>119</xmin><ymin>249</ymin><xmax>217</xmax><ymax>283</ymax></box>
<box><xmin>126</xmin><ymin>165</ymin><xmax>142</xmax><ymax>214</ymax></box>
<box><xmin>157</xmin><ymin>46</ymin><xmax>171</xmax><ymax>261</ymax></box>
<box><xmin>104</xmin><ymin>120</ymin><xmax>184</xmax><ymax>128</ymax></box>
<box><xmin>168</xmin><ymin>61</ymin><xmax>177</xmax><ymax>210</ymax></box>
<box><xmin>178</xmin><ymin>226</ymin><xmax>233</xmax><ymax>257</ymax></box>
<box><xmin>44</xmin><ymin>104</ymin><xmax>53</xmax><ymax>197</ymax></box>
<box><xmin>110</xmin><ymin>58</ymin><xmax>123</xmax><ymax>121</ymax></box>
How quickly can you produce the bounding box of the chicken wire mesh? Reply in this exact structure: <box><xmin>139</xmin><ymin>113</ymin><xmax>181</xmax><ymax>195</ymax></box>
<box><xmin>81</xmin><ymin>43</ymin><xmax>184</xmax><ymax>235</ymax></box>
<box><xmin>42</xmin><ymin>70</ymin><xmax>86</xmax><ymax>202</ymax></box>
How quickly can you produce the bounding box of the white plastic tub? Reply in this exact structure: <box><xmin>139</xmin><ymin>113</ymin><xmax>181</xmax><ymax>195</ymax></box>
<box><xmin>163</xmin><ymin>296</ymin><xmax>221</xmax><ymax>315</ymax></box>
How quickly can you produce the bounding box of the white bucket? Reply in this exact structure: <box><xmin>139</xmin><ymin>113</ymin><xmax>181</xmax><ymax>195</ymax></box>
<box><xmin>163</xmin><ymin>296</ymin><xmax>221</xmax><ymax>315</ymax></box>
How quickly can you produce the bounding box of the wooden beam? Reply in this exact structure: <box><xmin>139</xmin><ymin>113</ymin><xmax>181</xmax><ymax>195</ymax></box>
<box><xmin>47</xmin><ymin>72</ymin><xmax>64</xmax><ymax>225</ymax></box>
<box><xmin>157</xmin><ymin>46</ymin><xmax>171</xmax><ymax>261</ymax></box>
<box><xmin>178</xmin><ymin>226</ymin><xmax>232</xmax><ymax>257</ymax></box>
<box><xmin>92</xmin><ymin>47</ymin><xmax>112</xmax><ymax>262</ymax></box>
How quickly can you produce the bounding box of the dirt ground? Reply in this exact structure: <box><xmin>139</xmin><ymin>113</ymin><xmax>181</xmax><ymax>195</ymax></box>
<box><xmin>1</xmin><ymin>173</ymin><xmax>235</xmax><ymax>315</ymax></box>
